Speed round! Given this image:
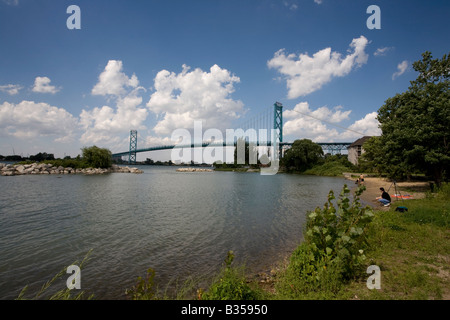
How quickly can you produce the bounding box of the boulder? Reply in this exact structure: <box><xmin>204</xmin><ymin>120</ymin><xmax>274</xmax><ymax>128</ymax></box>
<box><xmin>16</xmin><ymin>165</ymin><xmax>26</xmax><ymax>173</ymax></box>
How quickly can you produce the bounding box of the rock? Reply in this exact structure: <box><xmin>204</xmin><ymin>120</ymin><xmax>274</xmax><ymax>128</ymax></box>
<box><xmin>0</xmin><ymin>164</ymin><xmax>143</xmax><ymax>176</ymax></box>
<box><xmin>16</xmin><ymin>165</ymin><xmax>26</xmax><ymax>173</ymax></box>
<box><xmin>176</xmin><ymin>167</ymin><xmax>213</xmax><ymax>172</ymax></box>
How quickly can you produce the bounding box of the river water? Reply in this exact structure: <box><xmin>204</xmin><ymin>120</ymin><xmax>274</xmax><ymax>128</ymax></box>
<box><xmin>0</xmin><ymin>165</ymin><xmax>346</xmax><ymax>299</ymax></box>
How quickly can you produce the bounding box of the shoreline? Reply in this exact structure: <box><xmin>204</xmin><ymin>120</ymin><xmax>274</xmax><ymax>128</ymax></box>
<box><xmin>344</xmin><ymin>173</ymin><xmax>430</xmax><ymax>209</ymax></box>
<box><xmin>251</xmin><ymin>172</ymin><xmax>433</xmax><ymax>292</ymax></box>
<box><xmin>0</xmin><ymin>163</ymin><xmax>143</xmax><ymax>176</ymax></box>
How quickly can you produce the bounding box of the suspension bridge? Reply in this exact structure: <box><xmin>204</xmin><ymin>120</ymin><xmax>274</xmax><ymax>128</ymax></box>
<box><xmin>112</xmin><ymin>102</ymin><xmax>353</xmax><ymax>164</ymax></box>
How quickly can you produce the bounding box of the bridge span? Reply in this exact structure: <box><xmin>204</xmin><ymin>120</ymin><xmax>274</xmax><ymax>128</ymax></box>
<box><xmin>111</xmin><ymin>102</ymin><xmax>352</xmax><ymax>164</ymax></box>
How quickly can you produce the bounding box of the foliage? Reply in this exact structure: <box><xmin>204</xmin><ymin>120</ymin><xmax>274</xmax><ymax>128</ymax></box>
<box><xmin>16</xmin><ymin>250</ymin><xmax>93</xmax><ymax>300</ymax></box>
<box><xmin>303</xmin><ymin>155</ymin><xmax>355</xmax><ymax>176</ymax></box>
<box><xmin>81</xmin><ymin>146</ymin><xmax>113</xmax><ymax>169</ymax></box>
<box><xmin>305</xmin><ymin>185</ymin><xmax>374</xmax><ymax>279</ymax></box>
<box><xmin>201</xmin><ymin>251</ymin><xmax>262</xmax><ymax>300</ymax></box>
<box><xmin>29</xmin><ymin>152</ymin><xmax>55</xmax><ymax>162</ymax></box>
<box><xmin>358</xmin><ymin>136</ymin><xmax>386</xmax><ymax>174</ymax></box>
<box><xmin>125</xmin><ymin>268</ymin><xmax>158</xmax><ymax>300</ymax></box>
<box><xmin>233</xmin><ymin>138</ymin><xmax>260</xmax><ymax>168</ymax></box>
<box><xmin>276</xmin><ymin>185</ymin><xmax>374</xmax><ymax>299</ymax></box>
<box><xmin>43</xmin><ymin>159</ymin><xmax>90</xmax><ymax>169</ymax></box>
<box><xmin>376</xmin><ymin>51</ymin><xmax>450</xmax><ymax>185</ymax></box>
<box><xmin>282</xmin><ymin>139</ymin><xmax>324</xmax><ymax>172</ymax></box>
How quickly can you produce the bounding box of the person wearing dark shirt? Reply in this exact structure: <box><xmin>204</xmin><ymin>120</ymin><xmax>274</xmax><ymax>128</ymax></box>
<box><xmin>377</xmin><ymin>187</ymin><xmax>391</xmax><ymax>206</ymax></box>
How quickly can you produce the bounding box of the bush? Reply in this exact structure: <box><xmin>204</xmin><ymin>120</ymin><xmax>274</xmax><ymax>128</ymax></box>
<box><xmin>276</xmin><ymin>185</ymin><xmax>374</xmax><ymax>299</ymax></box>
<box><xmin>201</xmin><ymin>251</ymin><xmax>262</xmax><ymax>300</ymax></box>
<box><xmin>81</xmin><ymin>146</ymin><xmax>112</xmax><ymax>169</ymax></box>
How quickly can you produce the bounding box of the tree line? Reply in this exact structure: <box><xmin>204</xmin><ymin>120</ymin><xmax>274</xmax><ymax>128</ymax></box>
<box><xmin>1</xmin><ymin>146</ymin><xmax>113</xmax><ymax>169</ymax></box>
<box><xmin>359</xmin><ymin>51</ymin><xmax>449</xmax><ymax>187</ymax></box>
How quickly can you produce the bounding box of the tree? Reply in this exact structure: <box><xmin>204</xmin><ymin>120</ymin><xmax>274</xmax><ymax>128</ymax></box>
<box><xmin>358</xmin><ymin>136</ymin><xmax>387</xmax><ymax>175</ymax></box>
<box><xmin>377</xmin><ymin>51</ymin><xmax>449</xmax><ymax>186</ymax></box>
<box><xmin>282</xmin><ymin>139</ymin><xmax>324</xmax><ymax>172</ymax></box>
<box><xmin>233</xmin><ymin>138</ymin><xmax>258</xmax><ymax>167</ymax></box>
<box><xmin>29</xmin><ymin>152</ymin><xmax>55</xmax><ymax>162</ymax></box>
<box><xmin>81</xmin><ymin>146</ymin><xmax>112</xmax><ymax>168</ymax></box>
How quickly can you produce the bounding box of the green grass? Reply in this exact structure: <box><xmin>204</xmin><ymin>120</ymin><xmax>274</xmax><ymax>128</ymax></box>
<box><xmin>337</xmin><ymin>185</ymin><xmax>450</xmax><ymax>300</ymax></box>
<box><xmin>303</xmin><ymin>160</ymin><xmax>353</xmax><ymax>177</ymax></box>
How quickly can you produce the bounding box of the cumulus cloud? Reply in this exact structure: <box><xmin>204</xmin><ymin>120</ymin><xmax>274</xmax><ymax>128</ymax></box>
<box><xmin>340</xmin><ymin>112</ymin><xmax>381</xmax><ymax>140</ymax></box>
<box><xmin>0</xmin><ymin>84</ymin><xmax>22</xmax><ymax>95</ymax></box>
<box><xmin>374</xmin><ymin>47</ymin><xmax>393</xmax><ymax>56</ymax></box>
<box><xmin>0</xmin><ymin>101</ymin><xmax>78</xmax><ymax>141</ymax></box>
<box><xmin>91</xmin><ymin>60</ymin><xmax>139</xmax><ymax>97</ymax></box>
<box><xmin>283</xmin><ymin>102</ymin><xmax>380</xmax><ymax>142</ymax></box>
<box><xmin>146</xmin><ymin>64</ymin><xmax>245</xmax><ymax>136</ymax></box>
<box><xmin>283</xmin><ymin>102</ymin><xmax>351</xmax><ymax>142</ymax></box>
<box><xmin>392</xmin><ymin>60</ymin><xmax>408</xmax><ymax>80</ymax></box>
<box><xmin>80</xmin><ymin>88</ymin><xmax>148</xmax><ymax>145</ymax></box>
<box><xmin>32</xmin><ymin>77</ymin><xmax>61</xmax><ymax>94</ymax></box>
<box><xmin>80</xmin><ymin>61</ymin><xmax>148</xmax><ymax>147</ymax></box>
<box><xmin>314</xmin><ymin>0</ymin><xmax>323</xmax><ymax>4</ymax></box>
<box><xmin>268</xmin><ymin>36</ymin><xmax>369</xmax><ymax>99</ymax></box>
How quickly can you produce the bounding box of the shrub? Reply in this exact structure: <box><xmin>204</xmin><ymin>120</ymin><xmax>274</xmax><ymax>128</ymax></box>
<box><xmin>305</xmin><ymin>185</ymin><xmax>374</xmax><ymax>279</ymax></box>
<box><xmin>81</xmin><ymin>146</ymin><xmax>112</xmax><ymax>168</ymax></box>
<box><xmin>201</xmin><ymin>251</ymin><xmax>262</xmax><ymax>300</ymax></box>
<box><xmin>276</xmin><ymin>185</ymin><xmax>374</xmax><ymax>299</ymax></box>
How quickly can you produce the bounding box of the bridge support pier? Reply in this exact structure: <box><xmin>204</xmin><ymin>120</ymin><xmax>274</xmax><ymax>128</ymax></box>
<box><xmin>129</xmin><ymin>130</ymin><xmax>137</xmax><ymax>165</ymax></box>
<box><xmin>273</xmin><ymin>102</ymin><xmax>283</xmax><ymax>159</ymax></box>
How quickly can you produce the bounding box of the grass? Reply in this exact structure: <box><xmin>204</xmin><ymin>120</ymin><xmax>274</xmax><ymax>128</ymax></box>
<box><xmin>302</xmin><ymin>161</ymin><xmax>352</xmax><ymax>177</ymax></box>
<box><xmin>336</xmin><ymin>184</ymin><xmax>450</xmax><ymax>300</ymax></box>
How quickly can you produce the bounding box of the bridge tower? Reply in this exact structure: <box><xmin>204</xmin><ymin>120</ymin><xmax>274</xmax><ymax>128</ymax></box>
<box><xmin>129</xmin><ymin>130</ymin><xmax>137</xmax><ymax>164</ymax></box>
<box><xmin>273</xmin><ymin>102</ymin><xmax>283</xmax><ymax>158</ymax></box>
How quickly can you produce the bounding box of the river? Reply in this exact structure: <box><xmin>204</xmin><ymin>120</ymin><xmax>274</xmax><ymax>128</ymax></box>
<box><xmin>0</xmin><ymin>165</ymin><xmax>346</xmax><ymax>299</ymax></box>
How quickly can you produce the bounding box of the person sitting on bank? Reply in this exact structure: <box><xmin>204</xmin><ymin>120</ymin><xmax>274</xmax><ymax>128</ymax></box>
<box><xmin>376</xmin><ymin>187</ymin><xmax>391</xmax><ymax>206</ymax></box>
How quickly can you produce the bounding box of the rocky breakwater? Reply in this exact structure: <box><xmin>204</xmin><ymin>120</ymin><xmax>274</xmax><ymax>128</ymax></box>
<box><xmin>176</xmin><ymin>167</ymin><xmax>213</xmax><ymax>172</ymax></box>
<box><xmin>0</xmin><ymin>163</ymin><xmax>143</xmax><ymax>176</ymax></box>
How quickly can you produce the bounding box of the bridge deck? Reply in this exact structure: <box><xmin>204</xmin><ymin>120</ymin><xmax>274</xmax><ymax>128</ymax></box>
<box><xmin>112</xmin><ymin>141</ymin><xmax>352</xmax><ymax>157</ymax></box>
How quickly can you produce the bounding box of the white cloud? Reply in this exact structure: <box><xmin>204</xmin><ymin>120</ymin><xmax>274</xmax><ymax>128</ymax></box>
<box><xmin>0</xmin><ymin>84</ymin><xmax>22</xmax><ymax>95</ymax></box>
<box><xmin>392</xmin><ymin>60</ymin><xmax>408</xmax><ymax>80</ymax></box>
<box><xmin>283</xmin><ymin>1</ymin><xmax>298</xmax><ymax>11</ymax></box>
<box><xmin>374</xmin><ymin>47</ymin><xmax>393</xmax><ymax>56</ymax></box>
<box><xmin>268</xmin><ymin>36</ymin><xmax>369</xmax><ymax>99</ymax></box>
<box><xmin>80</xmin><ymin>61</ymin><xmax>148</xmax><ymax>147</ymax></box>
<box><xmin>340</xmin><ymin>112</ymin><xmax>381</xmax><ymax>140</ymax></box>
<box><xmin>283</xmin><ymin>102</ymin><xmax>380</xmax><ymax>142</ymax></box>
<box><xmin>283</xmin><ymin>102</ymin><xmax>351</xmax><ymax>142</ymax></box>
<box><xmin>0</xmin><ymin>101</ymin><xmax>78</xmax><ymax>141</ymax></box>
<box><xmin>80</xmin><ymin>88</ymin><xmax>148</xmax><ymax>145</ymax></box>
<box><xmin>32</xmin><ymin>77</ymin><xmax>61</xmax><ymax>94</ymax></box>
<box><xmin>2</xmin><ymin>0</ymin><xmax>19</xmax><ymax>6</ymax></box>
<box><xmin>146</xmin><ymin>64</ymin><xmax>245</xmax><ymax>136</ymax></box>
<box><xmin>144</xmin><ymin>135</ymin><xmax>174</xmax><ymax>147</ymax></box>
<box><xmin>314</xmin><ymin>0</ymin><xmax>323</xmax><ymax>4</ymax></box>
<box><xmin>92</xmin><ymin>60</ymin><xmax>139</xmax><ymax>97</ymax></box>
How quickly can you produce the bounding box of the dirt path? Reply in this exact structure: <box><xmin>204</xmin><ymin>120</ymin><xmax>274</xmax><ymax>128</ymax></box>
<box><xmin>344</xmin><ymin>173</ymin><xmax>430</xmax><ymax>209</ymax></box>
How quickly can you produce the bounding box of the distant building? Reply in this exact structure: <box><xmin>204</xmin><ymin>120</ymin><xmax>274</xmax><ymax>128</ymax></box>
<box><xmin>348</xmin><ymin>136</ymin><xmax>372</xmax><ymax>165</ymax></box>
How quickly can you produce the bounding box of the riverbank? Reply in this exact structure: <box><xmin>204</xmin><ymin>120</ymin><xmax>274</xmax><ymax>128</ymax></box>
<box><xmin>343</xmin><ymin>173</ymin><xmax>430</xmax><ymax>209</ymax></box>
<box><xmin>251</xmin><ymin>177</ymin><xmax>449</xmax><ymax>300</ymax></box>
<box><xmin>0</xmin><ymin>163</ymin><xmax>143</xmax><ymax>176</ymax></box>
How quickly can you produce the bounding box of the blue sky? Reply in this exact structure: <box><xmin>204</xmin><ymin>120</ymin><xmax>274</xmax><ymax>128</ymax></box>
<box><xmin>0</xmin><ymin>0</ymin><xmax>449</xmax><ymax>160</ymax></box>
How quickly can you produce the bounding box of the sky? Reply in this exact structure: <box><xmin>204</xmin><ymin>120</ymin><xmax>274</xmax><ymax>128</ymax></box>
<box><xmin>0</xmin><ymin>0</ymin><xmax>449</xmax><ymax>160</ymax></box>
